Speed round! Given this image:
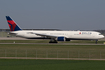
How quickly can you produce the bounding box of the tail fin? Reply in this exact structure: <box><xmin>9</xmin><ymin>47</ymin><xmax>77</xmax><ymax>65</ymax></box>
<box><xmin>6</xmin><ymin>16</ymin><xmax>22</xmax><ymax>31</ymax></box>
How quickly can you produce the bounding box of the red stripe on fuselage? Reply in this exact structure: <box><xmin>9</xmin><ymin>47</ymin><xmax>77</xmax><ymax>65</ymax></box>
<box><xmin>7</xmin><ymin>20</ymin><xmax>16</xmax><ymax>31</ymax></box>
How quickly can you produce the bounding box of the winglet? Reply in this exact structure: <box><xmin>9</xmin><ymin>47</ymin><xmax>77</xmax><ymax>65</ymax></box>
<box><xmin>6</xmin><ymin>16</ymin><xmax>22</xmax><ymax>31</ymax></box>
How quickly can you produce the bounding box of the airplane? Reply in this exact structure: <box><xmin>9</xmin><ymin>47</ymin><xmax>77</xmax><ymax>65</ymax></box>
<box><xmin>6</xmin><ymin>16</ymin><xmax>104</xmax><ymax>43</ymax></box>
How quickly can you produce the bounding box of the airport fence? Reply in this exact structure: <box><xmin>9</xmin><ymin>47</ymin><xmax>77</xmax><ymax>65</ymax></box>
<box><xmin>0</xmin><ymin>49</ymin><xmax>105</xmax><ymax>59</ymax></box>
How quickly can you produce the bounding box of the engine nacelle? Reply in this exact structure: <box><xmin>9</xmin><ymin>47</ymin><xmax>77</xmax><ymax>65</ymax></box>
<box><xmin>57</xmin><ymin>37</ymin><xmax>65</xmax><ymax>41</ymax></box>
<box><xmin>57</xmin><ymin>37</ymin><xmax>71</xmax><ymax>41</ymax></box>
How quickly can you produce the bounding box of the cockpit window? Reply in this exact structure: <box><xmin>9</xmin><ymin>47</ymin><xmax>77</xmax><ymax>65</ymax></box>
<box><xmin>99</xmin><ymin>34</ymin><xmax>102</xmax><ymax>35</ymax></box>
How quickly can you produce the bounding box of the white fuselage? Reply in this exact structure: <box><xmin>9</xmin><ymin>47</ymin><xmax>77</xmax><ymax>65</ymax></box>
<box><xmin>10</xmin><ymin>30</ymin><xmax>104</xmax><ymax>40</ymax></box>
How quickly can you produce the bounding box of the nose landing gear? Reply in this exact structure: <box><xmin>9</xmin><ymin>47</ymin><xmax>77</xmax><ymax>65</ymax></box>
<box><xmin>95</xmin><ymin>40</ymin><xmax>98</xmax><ymax>44</ymax></box>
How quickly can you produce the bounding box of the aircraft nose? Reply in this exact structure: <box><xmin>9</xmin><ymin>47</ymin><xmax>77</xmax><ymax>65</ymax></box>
<box><xmin>101</xmin><ymin>35</ymin><xmax>104</xmax><ymax>38</ymax></box>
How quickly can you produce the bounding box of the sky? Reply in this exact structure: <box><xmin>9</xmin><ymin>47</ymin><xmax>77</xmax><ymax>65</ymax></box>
<box><xmin>0</xmin><ymin>0</ymin><xmax>105</xmax><ymax>30</ymax></box>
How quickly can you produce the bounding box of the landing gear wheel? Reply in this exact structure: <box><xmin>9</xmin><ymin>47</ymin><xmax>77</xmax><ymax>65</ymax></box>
<box><xmin>49</xmin><ymin>41</ymin><xmax>58</xmax><ymax>43</ymax></box>
<box><xmin>95</xmin><ymin>40</ymin><xmax>98</xmax><ymax>44</ymax></box>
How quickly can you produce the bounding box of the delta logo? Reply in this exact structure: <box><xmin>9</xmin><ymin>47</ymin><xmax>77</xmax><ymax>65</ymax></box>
<box><xmin>79</xmin><ymin>32</ymin><xmax>92</xmax><ymax>35</ymax></box>
<box><xmin>7</xmin><ymin>20</ymin><xmax>16</xmax><ymax>31</ymax></box>
<box><xmin>79</xmin><ymin>32</ymin><xmax>81</xmax><ymax>34</ymax></box>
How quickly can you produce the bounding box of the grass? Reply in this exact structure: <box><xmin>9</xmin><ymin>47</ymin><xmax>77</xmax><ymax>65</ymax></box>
<box><xmin>0</xmin><ymin>40</ymin><xmax>105</xmax><ymax>70</ymax></box>
<box><xmin>0</xmin><ymin>40</ymin><xmax>49</xmax><ymax>43</ymax></box>
<box><xmin>0</xmin><ymin>59</ymin><xmax>105</xmax><ymax>70</ymax></box>
<box><xmin>0</xmin><ymin>32</ymin><xmax>8</xmax><ymax>37</ymax></box>
<box><xmin>0</xmin><ymin>40</ymin><xmax>105</xmax><ymax>44</ymax></box>
<box><xmin>0</xmin><ymin>44</ymin><xmax>105</xmax><ymax>59</ymax></box>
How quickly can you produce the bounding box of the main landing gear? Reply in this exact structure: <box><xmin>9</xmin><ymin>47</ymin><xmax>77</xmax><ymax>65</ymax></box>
<box><xmin>49</xmin><ymin>39</ymin><xmax>58</xmax><ymax>43</ymax></box>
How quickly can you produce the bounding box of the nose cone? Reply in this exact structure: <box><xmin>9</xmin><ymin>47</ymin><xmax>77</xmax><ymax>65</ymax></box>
<box><xmin>100</xmin><ymin>35</ymin><xmax>104</xmax><ymax>39</ymax></box>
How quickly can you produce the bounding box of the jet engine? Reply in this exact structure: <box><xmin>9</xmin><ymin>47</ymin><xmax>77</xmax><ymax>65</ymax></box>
<box><xmin>57</xmin><ymin>37</ymin><xmax>71</xmax><ymax>41</ymax></box>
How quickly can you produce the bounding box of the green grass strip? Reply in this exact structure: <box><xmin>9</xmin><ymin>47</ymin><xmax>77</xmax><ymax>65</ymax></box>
<box><xmin>0</xmin><ymin>59</ymin><xmax>105</xmax><ymax>70</ymax></box>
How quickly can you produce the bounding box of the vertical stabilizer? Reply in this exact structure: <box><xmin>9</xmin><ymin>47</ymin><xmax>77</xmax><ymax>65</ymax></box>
<box><xmin>6</xmin><ymin>16</ymin><xmax>22</xmax><ymax>31</ymax></box>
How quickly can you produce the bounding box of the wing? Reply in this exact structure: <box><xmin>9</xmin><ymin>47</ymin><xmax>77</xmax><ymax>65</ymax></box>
<box><xmin>29</xmin><ymin>32</ymin><xmax>62</xmax><ymax>38</ymax></box>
